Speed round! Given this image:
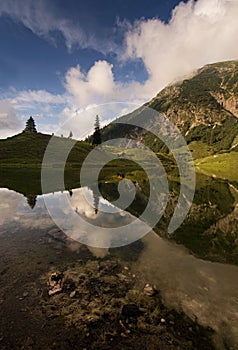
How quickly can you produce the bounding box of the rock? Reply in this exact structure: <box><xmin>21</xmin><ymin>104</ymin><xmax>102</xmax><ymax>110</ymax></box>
<box><xmin>120</xmin><ymin>332</ymin><xmax>127</xmax><ymax>338</ymax></box>
<box><xmin>117</xmin><ymin>273</ymin><xmax>127</xmax><ymax>281</ymax></box>
<box><xmin>97</xmin><ymin>261</ymin><xmax>118</xmax><ymax>275</ymax></box>
<box><xmin>161</xmin><ymin>318</ymin><xmax>166</xmax><ymax>323</ymax></box>
<box><xmin>48</xmin><ymin>286</ymin><xmax>62</xmax><ymax>296</ymax></box>
<box><xmin>143</xmin><ymin>283</ymin><xmax>158</xmax><ymax>296</ymax></box>
<box><xmin>70</xmin><ymin>291</ymin><xmax>76</xmax><ymax>298</ymax></box>
<box><xmin>22</xmin><ymin>292</ymin><xmax>29</xmax><ymax>297</ymax></box>
<box><xmin>49</xmin><ymin>272</ymin><xmax>64</xmax><ymax>285</ymax></box>
<box><xmin>48</xmin><ymin>228</ymin><xmax>68</xmax><ymax>243</ymax></box>
<box><xmin>121</xmin><ymin>304</ymin><xmax>141</xmax><ymax>318</ymax></box>
<box><xmin>48</xmin><ymin>272</ymin><xmax>64</xmax><ymax>296</ymax></box>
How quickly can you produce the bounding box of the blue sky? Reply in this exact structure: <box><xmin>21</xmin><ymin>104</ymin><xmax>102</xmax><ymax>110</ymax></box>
<box><xmin>0</xmin><ymin>0</ymin><xmax>238</xmax><ymax>139</ymax></box>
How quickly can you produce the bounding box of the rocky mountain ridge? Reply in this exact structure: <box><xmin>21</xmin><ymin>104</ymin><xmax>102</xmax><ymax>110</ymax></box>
<box><xmin>148</xmin><ymin>60</ymin><xmax>238</xmax><ymax>128</ymax></box>
<box><xmin>101</xmin><ymin>60</ymin><xmax>238</xmax><ymax>156</ymax></box>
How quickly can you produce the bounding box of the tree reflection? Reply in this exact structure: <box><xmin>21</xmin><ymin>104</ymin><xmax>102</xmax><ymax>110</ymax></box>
<box><xmin>26</xmin><ymin>194</ymin><xmax>37</xmax><ymax>209</ymax></box>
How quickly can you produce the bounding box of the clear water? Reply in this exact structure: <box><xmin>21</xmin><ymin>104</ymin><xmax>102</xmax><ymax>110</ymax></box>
<box><xmin>0</xmin><ymin>184</ymin><xmax>238</xmax><ymax>349</ymax></box>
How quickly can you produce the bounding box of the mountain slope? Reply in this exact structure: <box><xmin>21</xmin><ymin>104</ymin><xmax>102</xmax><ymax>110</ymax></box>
<box><xmin>148</xmin><ymin>60</ymin><xmax>238</xmax><ymax>153</ymax></box>
<box><xmin>101</xmin><ymin>60</ymin><xmax>238</xmax><ymax>158</ymax></box>
<box><xmin>149</xmin><ymin>60</ymin><xmax>238</xmax><ymax>125</ymax></box>
<box><xmin>0</xmin><ymin>132</ymin><xmax>92</xmax><ymax>167</ymax></box>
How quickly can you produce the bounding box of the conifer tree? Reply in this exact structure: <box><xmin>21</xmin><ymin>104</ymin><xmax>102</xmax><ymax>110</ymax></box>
<box><xmin>24</xmin><ymin>116</ymin><xmax>37</xmax><ymax>133</ymax></box>
<box><xmin>92</xmin><ymin>115</ymin><xmax>101</xmax><ymax>146</ymax></box>
<box><xmin>26</xmin><ymin>194</ymin><xmax>37</xmax><ymax>209</ymax></box>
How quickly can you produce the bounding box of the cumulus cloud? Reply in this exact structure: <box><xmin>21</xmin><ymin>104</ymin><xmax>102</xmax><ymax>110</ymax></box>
<box><xmin>63</xmin><ymin>0</ymin><xmax>238</xmax><ymax>116</ymax></box>
<box><xmin>2</xmin><ymin>0</ymin><xmax>238</xmax><ymax>139</ymax></box>
<box><xmin>0</xmin><ymin>100</ymin><xmax>22</xmax><ymax>138</ymax></box>
<box><xmin>124</xmin><ymin>0</ymin><xmax>238</xmax><ymax>93</ymax></box>
<box><xmin>65</xmin><ymin>61</ymin><xmax>115</xmax><ymax>106</ymax></box>
<box><xmin>64</xmin><ymin>60</ymin><xmax>148</xmax><ymax>108</ymax></box>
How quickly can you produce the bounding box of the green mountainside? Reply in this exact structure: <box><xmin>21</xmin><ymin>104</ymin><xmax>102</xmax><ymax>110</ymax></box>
<box><xmin>0</xmin><ymin>132</ymin><xmax>92</xmax><ymax>167</ymax></box>
<box><xmin>1</xmin><ymin>60</ymin><xmax>238</xmax><ymax>183</ymax></box>
<box><xmin>149</xmin><ymin>60</ymin><xmax>238</xmax><ymax>153</ymax></box>
<box><xmin>101</xmin><ymin>60</ymin><xmax>238</xmax><ymax>159</ymax></box>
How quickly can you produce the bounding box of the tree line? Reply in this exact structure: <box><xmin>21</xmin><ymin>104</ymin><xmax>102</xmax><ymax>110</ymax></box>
<box><xmin>23</xmin><ymin>115</ymin><xmax>102</xmax><ymax>146</ymax></box>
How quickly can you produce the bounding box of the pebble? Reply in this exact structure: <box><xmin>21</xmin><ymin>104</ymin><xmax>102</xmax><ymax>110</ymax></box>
<box><xmin>161</xmin><ymin>318</ymin><xmax>166</xmax><ymax>323</ymax></box>
<box><xmin>120</xmin><ymin>332</ymin><xmax>127</xmax><ymax>338</ymax></box>
<box><xmin>70</xmin><ymin>291</ymin><xmax>76</xmax><ymax>298</ymax></box>
<box><xmin>117</xmin><ymin>273</ymin><xmax>127</xmax><ymax>281</ymax></box>
<box><xmin>143</xmin><ymin>283</ymin><xmax>157</xmax><ymax>296</ymax></box>
<box><xmin>23</xmin><ymin>292</ymin><xmax>29</xmax><ymax>297</ymax></box>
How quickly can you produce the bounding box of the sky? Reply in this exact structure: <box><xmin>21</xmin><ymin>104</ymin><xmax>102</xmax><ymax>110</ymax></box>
<box><xmin>0</xmin><ymin>0</ymin><xmax>238</xmax><ymax>139</ymax></box>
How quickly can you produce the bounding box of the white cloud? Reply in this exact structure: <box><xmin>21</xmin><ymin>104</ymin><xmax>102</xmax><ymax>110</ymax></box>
<box><xmin>64</xmin><ymin>61</ymin><xmax>115</xmax><ymax>106</ymax></box>
<box><xmin>0</xmin><ymin>89</ymin><xmax>69</xmax><ymax>138</ymax></box>
<box><xmin>0</xmin><ymin>100</ymin><xmax>22</xmax><ymax>138</ymax></box>
<box><xmin>11</xmin><ymin>89</ymin><xmax>66</xmax><ymax>110</ymax></box>
<box><xmin>63</xmin><ymin>0</ymin><xmax>238</xmax><ymax>118</ymax></box>
<box><xmin>1</xmin><ymin>0</ymin><xmax>238</xmax><ymax>139</ymax></box>
<box><xmin>64</xmin><ymin>60</ymin><xmax>148</xmax><ymax>110</ymax></box>
<box><xmin>123</xmin><ymin>0</ymin><xmax>238</xmax><ymax>93</ymax></box>
<box><xmin>58</xmin><ymin>102</ymin><xmax>140</xmax><ymax>139</ymax></box>
<box><xmin>0</xmin><ymin>0</ymin><xmax>116</xmax><ymax>53</ymax></box>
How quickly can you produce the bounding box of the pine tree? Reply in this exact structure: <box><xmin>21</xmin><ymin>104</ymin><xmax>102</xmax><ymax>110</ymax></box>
<box><xmin>26</xmin><ymin>194</ymin><xmax>37</xmax><ymax>209</ymax></box>
<box><xmin>68</xmin><ymin>131</ymin><xmax>73</xmax><ymax>139</ymax></box>
<box><xmin>24</xmin><ymin>116</ymin><xmax>37</xmax><ymax>133</ymax></box>
<box><xmin>94</xmin><ymin>115</ymin><xmax>100</xmax><ymax>129</ymax></box>
<box><xmin>92</xmin><ymin>115</ymin><xmax>101</xmax><ymax>146</ymax></box>
<box><xmin>91</xmin><ymin>186</ymin><xmax>100</xmax><ymax>214</ymax></box>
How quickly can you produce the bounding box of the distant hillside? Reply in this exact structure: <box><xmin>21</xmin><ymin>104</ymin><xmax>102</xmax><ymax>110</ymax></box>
<box><xmin>101</xmin><ymin>60</ymin><xmax>238</xmax><ymax>158</ymax></box>
<box><xmin>0</xmin><ymin>132</ymin><xmax>92</xmax><ymax>167</ymax></box>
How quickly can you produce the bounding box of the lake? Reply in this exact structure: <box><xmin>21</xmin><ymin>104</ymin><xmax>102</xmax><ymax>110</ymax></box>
<box><xmin>0</xmin><ymin>173</ymin><xmax>237</xmax><ymax>349</ymax></box>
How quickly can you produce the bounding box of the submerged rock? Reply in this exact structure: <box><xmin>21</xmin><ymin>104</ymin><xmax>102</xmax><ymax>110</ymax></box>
<box><xmin>143</xmin><ymin>283</ymin><xmax>158</xmax><ymax>296</ymax></box>
<box><xmin>70</xmin><ymin>290</ymin><xmax>76</xmax><ymax>298</ymax></box>
<box><xmin>48</xmin><ymin>272</ymin><xmax>64</xmax><ymax>296</ymax></box>
<box><xmin>48</xmin><ymin>228</ymin><xmax>68</xmax><ymax>243</ymax></box>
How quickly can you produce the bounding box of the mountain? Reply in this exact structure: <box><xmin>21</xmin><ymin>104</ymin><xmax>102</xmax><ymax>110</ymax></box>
<box><xmin>149</xmin><ymin>60</ymin><xmax>238</xmax><ymax>125</ymax></box>
<box><xmin>1</xmin><ymin>60</ymin><xmax>238</xmax><ymax>183</ymax></box>
<box><xmin>148</xmin><ymin>60</ymin><xmax>238</xmax><ymax>154</ymax></box>
<box><xmin>101</xmin><ymin>60</ymin><xmax>238</xmax><ymax>159</ymax></box>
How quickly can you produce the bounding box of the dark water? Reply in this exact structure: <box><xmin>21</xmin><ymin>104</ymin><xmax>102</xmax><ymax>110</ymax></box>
<box><xmin>0</xmin><ymin>173</ymin><xmax>238</xmax><ymax>349</ymax></box>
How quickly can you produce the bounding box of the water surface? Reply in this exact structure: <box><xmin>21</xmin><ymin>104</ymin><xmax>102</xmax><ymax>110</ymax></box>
<box><xmin>0</xmin><ymin>180</ymin><xmax>237</xmax><ymax>349</ymax></box>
